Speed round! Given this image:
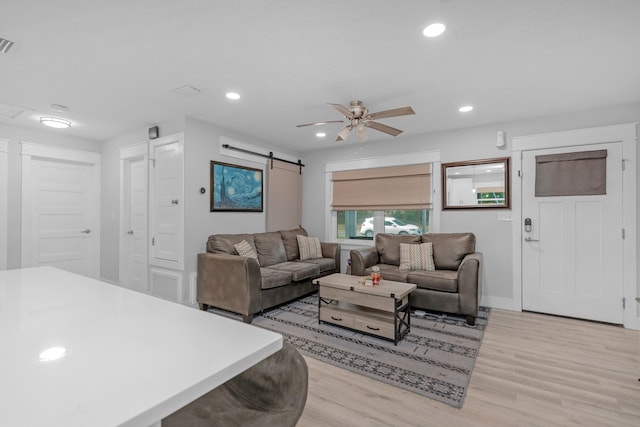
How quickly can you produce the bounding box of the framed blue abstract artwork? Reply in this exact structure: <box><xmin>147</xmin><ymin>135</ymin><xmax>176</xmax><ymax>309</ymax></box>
<box><xmin>210</xmin><ymin>161</ymin><xmax>263</xmax><ymax>212</ymax></box>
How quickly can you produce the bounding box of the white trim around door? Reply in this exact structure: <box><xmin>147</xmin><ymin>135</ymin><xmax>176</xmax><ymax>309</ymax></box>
<box><xmin>0</xmin><ymin>139</ymin><xmax>8</xmax><ymax>270</ymax></box>
<box><xmin>20</xmin><ymin>142</ymin><xmax>101</xmax><ymax>278</ymax></box>
<box><xmin>511</xmin><ymin>123</ymin><xmax>638</xmax><ymax>330</ymax></box>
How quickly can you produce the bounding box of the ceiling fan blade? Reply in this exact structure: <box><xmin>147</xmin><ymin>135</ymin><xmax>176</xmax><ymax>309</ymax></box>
<box><xmin>356</xmin><ymin>125</ymin><xmax>368</xmax><ymax>143</ymax></box>
<box><xmin>364</xmin><ymin>120</ymin><xmax>403</xmax><ymax>137</ymax></box>
<box><xmin>327</xmin><ymin>103</ymin><xmax>355</xmax><ymax>119</ymax></box>
<box><xmin>336</xmin><ymin>125</ymin><xmax>353</xmax><ymax>142</ymax></box>
<box><xmin>296</xmin><ymin>120</ymin><xmax>344</xmax><ymax>128</ymax></box>
<box><xmin>365</xmin><ymin>106</ymin><xmax>415</xmax><ymax>120</ymax></box>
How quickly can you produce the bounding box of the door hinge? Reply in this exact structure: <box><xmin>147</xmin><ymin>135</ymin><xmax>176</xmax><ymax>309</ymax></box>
<box><xmin>622</xmin><ymin>158</ymin><xmax>627</xmax><ymax>171</ymax></box>
<box><xmin>150</xmin><ymin>158</ymin><xmax>155</xmax><ymax>167</ymax></box>
<box><xmin>622</xmin><ymin>297</ymin><xmax>626</xmax><ymax>309</ymax></box>
<box><xmin>622</xmin><ymin>228</ymin><xmax>626</xmax><ymax>239</ymax></box>
<box><xmin>518</xmin><ymin>170</ymin><xmax>522</xmax><ymax>178</ymax></box>
<box><xmin>152</xmin><ymin>237</ymin><xmax>155</xmax><ymax>246</ymax></box>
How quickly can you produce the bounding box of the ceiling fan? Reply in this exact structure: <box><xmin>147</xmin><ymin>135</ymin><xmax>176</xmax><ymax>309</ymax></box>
<box><xmin>296</xmin><ymin>100</ymin><xmax>415</xmax><ymax>142</ymax></box>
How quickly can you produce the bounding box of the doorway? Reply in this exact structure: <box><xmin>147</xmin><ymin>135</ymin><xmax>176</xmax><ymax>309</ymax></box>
<box><xmin>512</xmin><ymin>123</ymin><xmax>638</xmax><ymax>328</ymax></box>
<box><xmin>21</xmin><ymin>143</ymin><xmax>100</xmax><ymax>278</ymax></box>
<box><xmin>119</xmin><ymin>143</ymin><xmax>148</xmax><ymax>293</ymax></box>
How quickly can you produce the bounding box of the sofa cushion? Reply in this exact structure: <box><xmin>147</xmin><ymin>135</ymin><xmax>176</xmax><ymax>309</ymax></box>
<box><xmin>421</xmin><ymin>233</ymin><xmax>475</xmax><ymax>270</ymax></box>
<box><xmin>294</xmin><ymin>257</ymin><xmax>335</xmax><ymax>273</ymax></box>
<box><xmin>207</xmin><ymin>234</ymin><xmax>256</xmax><ymax>254</ymax></box>
<box><xmin>280</xmin><ymin>227</ymin><xmax>308</xmax><ymax>261</ymax></box>
<box><xmin>399</xmin><ymin>242</ymin><xmax>435</xmax><ymax>271</ymax></box>
<box><xmin>297</xmin><ymin>235</ymin><xmax>322</xmax><ymax>260</ymax></box>
<box><xmin>376</xmin><ymin>234</ymin><xmax>421</xmax><ymax>266</ymax></box>
<box><xmin>364</xmin><ymin>264</ymin><xmax>410</xmax><ymax>283</ymax></box>
<box><xmin>254</xmin><ymin>232</ymin><xmax>288</xmax><ymax>267</ymax></box>
<box><xmin>266</xmin><ymin>262</ymin><xmax>320</xmax><ymax>282</ymax></box>
<box><xmin>408</xmin><ymin>270</ymin><xmax>458</xmax><ymax>292</ymax></box>
<box><xmin>260</xmin><ymin>268</ymin><xmax>293</xmax><ymax>290</ymax></box>
<box><xmin>234</xmin><ymin>240</ymin><xmax>259</xmax><ymax>265</ymax></box>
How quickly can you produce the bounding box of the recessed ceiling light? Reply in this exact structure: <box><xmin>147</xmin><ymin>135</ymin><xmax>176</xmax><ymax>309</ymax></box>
<box><xmin>316</xmin><ymin>132</ymin><xmax>326</xmax><ymax>138</ymax></box>
<box><xmin>226</xmin><ymin>92</ymin><xmax>240</xmax><ymax>100</ymax></box>
<box><xmin>40</xmin><ymin>117</ymin><xmax>71</xmax><ymax>129</ymax></box>
<box><xmin>458</xmin><ymin>105</ymin><xmax>473</xmax><ymax>113</ymax></box>
<box><xmin>423</xmin><ymin>23</ymin><xmax>446</xmax><ymax>38</ymax></box>
<box><xmin>38</xmin><ymin>346</ymin><xmax>67</xmax><ymax>362</ymax></box>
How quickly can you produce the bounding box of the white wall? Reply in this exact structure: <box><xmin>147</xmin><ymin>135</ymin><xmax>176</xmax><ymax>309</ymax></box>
<box><xmin>301</xmin><ymin>103</ymin><xmax>640</xmax><ymax>309</ymax></box>
<box><xmin>0</xmin><ymin>123</ymin><xmax>101</xmax><ymax>270</ymax></box>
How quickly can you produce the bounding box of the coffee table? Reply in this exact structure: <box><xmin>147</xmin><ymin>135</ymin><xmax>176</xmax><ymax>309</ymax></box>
<box><xmin>314</xmin><ymin>273</ymin><xmax>416</xmax><ymax>345</ymax></box>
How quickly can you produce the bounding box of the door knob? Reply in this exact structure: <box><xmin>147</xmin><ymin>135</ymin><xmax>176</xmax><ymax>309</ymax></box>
<box><xmin>524</xmin><ymin>237</ymin><xmax>539</xmax><ymax>242</ymax></box>
<box><xmin>127</xmin><ymin>230</ymin><xmax>134</xmax><ymax>235</ymax></box>
<box><xmin>171</xmin><ymin>199</ymin><xmax>179</xmax><ymax>205</ymax></box>
<box><xmin>80</xmin><ymin>229</ymin><xmax>91</xmax><ymax>234</ymax></box>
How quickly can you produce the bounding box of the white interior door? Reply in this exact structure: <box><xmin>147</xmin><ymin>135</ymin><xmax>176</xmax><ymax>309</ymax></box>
<box><xmin>522</xmin><ymin>142</ymin><xmax>623</xmax><ymax>323</ymax></box>
<box><xmin>150</xmin><ymin>135</ymin><xmax>184</xmax><ymax>270</ymax></box>
<box><xmin>120</xmin><ymin>155</ymin><xmax>148</xmax><ymax>292</ymax></box>
<box><xmin>27</xmin><ymin>158</ymin><xmax>98</xmax><ymax>277</ymax></box>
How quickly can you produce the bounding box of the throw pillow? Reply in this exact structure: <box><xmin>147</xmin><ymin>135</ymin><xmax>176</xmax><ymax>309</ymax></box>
<box><xmin>234</xmin><ymin>240</ymin><xmax>260</xmax><ymax>265</ymax></box>
<box><xmin>399</xmin><ymin>242</ymin><xmax>435</xmax><ymax>271</ymax></box>
<box><xmin>297</xmin><ymin>235</ymin><xmax>322</xmax><ymax>260</ymax></box>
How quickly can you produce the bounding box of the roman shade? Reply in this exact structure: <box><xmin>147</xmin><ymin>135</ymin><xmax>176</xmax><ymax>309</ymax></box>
<box><xmin>331</xmin><ymin>164</ymin><xmax>431</xmax><ymax>210</ymax></box>
<box><xmin>535</xmin><ymin>150</ymin><xmax>607</xmax><ymax>197</ymax></box>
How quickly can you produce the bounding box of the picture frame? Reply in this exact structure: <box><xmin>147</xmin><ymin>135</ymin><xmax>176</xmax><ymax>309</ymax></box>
<box><xmin>210</xmin><ymin>161</ymin><xmax>263</xmax><ymax>212</ymax></box>
<box><xmin>442</xmin><ymin>157</ymin><xmax>510</xmax><ymax>209</ymax></box>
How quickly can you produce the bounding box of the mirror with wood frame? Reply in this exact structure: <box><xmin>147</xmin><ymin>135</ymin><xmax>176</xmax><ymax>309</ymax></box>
<box><xmin>442</xmin><ymin>157</ymin><xmax>510</xmax><ymax>209</ymax></box>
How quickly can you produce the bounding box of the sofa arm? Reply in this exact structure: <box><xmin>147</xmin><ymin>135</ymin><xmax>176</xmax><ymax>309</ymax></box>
<box><xmin>320</xmin><ymin>242</ymin><xmax>341</xmax><ymax>273</ymax></box>
<box><xmin>349</xmin><ymin>247</ymin><xmax>379</xmax><ymax>276</ymax></box>
<box><xmin>457</xmin><ymin>252</ymin><xmax>482</xmax><ymax>321</ymax></box>
<box><xmin>197</xmin><ymin>253</ymin><xmax>262</xmax><ymax>320</ymax></box>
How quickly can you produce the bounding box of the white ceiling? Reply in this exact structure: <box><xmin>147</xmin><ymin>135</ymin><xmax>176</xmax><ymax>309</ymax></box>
<box><xmin>1</xmin><ymin>0</ymin><xmax>639</xmax><ymax>152</ymax></box>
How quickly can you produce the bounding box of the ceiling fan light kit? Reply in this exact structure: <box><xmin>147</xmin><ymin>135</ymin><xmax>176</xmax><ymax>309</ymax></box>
<box><xmin>297</xmin><ymin>100</ymin><xmax>415</xmax><ymax>142</ymax></box>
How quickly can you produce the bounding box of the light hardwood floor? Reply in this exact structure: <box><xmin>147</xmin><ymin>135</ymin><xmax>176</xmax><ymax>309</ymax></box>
<box><xmin>297</xmin><ymin>308</ymin><xmax>640</xmax><ymax>426</ymax></box>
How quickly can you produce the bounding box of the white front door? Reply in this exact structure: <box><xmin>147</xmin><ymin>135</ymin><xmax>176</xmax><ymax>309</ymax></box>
<box><xmin>120</xmin><ymin>156</ymin><xmax>148</xmax><ymax>292</ymax></box>
<box><xmin>27</xmin><ymin>158</ymin><xmax>99</xmax><ymax>277</ymax></box>
<box><xmin>521</xmin><ymin>142</ymin><xmax>624</xmax><ymax>323</ymax></box>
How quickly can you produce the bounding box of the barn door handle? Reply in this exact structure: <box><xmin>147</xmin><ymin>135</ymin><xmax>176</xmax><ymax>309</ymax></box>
<box><xmin>524</xmin><ymin>237</ymin><xmax>539</xmax><ymax>242</ymax></box>
<box><xmin>80</xmin><ymin>229</ymin><xmax>91</xmax><ymax>234</ymax></box>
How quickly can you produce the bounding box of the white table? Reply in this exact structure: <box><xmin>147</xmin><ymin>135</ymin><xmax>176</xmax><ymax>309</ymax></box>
<box><xmin>0</xmin><ymin>267</ymin><xmax>282</xmax><ymax>427</ymax></box>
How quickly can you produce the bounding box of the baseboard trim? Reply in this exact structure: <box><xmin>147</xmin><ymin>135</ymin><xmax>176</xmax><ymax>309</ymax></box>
<box><xmin>481</xmin><ymin>295</ymin><xmax>517</xmax><ymax>311</ymax></box>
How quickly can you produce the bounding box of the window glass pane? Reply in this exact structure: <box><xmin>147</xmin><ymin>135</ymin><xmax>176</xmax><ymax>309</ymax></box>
<box><xmin>338</xmin><ymin>209</ymin><xmax>429</xmax><ymax>240</ymax></box>
<box><xmin>383</xmin><ymin>210</ymin><xmax>428</xmax><ymax>235</ymax></box>
<box><xmin>337</xmin><ymin>210</ymin><xmax>373</xmax><ymax>239</ymax></box>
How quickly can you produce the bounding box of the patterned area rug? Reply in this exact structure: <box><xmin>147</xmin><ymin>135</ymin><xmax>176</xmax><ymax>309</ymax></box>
<box><xmin>251</xmin><ymin>294</ymin><xmax>490</xmax><ymax>408</ymax></box>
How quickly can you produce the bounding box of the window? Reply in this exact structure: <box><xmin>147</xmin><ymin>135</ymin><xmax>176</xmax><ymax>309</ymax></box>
<box><xmin>332</xmin><ymin>164</ymin><xmax>432</xmax><ymax>241</ymax></box>
<box><xmin>337</xmin><ymin>209</ymin><xmax>429</xmax><ymax>240</ymax></box>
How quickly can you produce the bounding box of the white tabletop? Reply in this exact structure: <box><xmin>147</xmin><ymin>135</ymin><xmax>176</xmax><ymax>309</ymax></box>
<box><xmin>0</xmin><ymin>267</ymin><xmax>282</xmax><ymax>427</ymax></box>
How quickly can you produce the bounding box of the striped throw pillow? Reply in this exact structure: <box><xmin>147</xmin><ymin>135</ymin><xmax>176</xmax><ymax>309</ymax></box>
<box><xmin>399</xmin><ymin>242</ymin><xmax>435</xmax><ymax>271</ymax></box>
<box><xmin>234</xmin><ymin>240</ymin><xmax>259</xmax><ymax>265</ymax></box>
<box><xmin>297</xmin><ymin>235</ymin><xmax>322</xmax><ymax>260</ymax></box>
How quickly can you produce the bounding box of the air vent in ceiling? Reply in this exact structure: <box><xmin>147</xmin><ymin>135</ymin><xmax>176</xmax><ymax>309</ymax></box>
<box><xmin>0</xmin><ymin>103</ymin><xmax>33</xmax><ymax>119</ymax></box>
<box><xmin>0</xmin><ymin>38</ymin><xmax>14</xmax><ymax>54</ymax></box>
<box><xmin>173</xmin><ymin>85</ymin><xmax>201</xmax><ymax>97</ymax></box>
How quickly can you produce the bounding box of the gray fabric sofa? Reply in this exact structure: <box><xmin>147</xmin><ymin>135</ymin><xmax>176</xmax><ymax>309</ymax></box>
<box><xmin>198</xmin><ymin>227</ymin><xmax>340</xmax><ymax>322</ymax></box>
<box><xmin>349</xmin><ymin>233</ymin><xmax>482</xmax><ymax>325</ymax></box>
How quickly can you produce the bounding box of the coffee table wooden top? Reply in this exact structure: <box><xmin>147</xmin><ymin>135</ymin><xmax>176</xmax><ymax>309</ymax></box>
<box><xmin>315</xmin><ymin>273</ymin><xmax>416</xmax><ymax>299</ymax></box>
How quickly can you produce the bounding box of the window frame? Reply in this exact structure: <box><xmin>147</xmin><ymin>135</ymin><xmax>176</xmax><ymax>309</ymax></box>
<box><xmin>325</xmin><ymin>151</ymin><xmax>441</xmax><ymax>246</ymax></box>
